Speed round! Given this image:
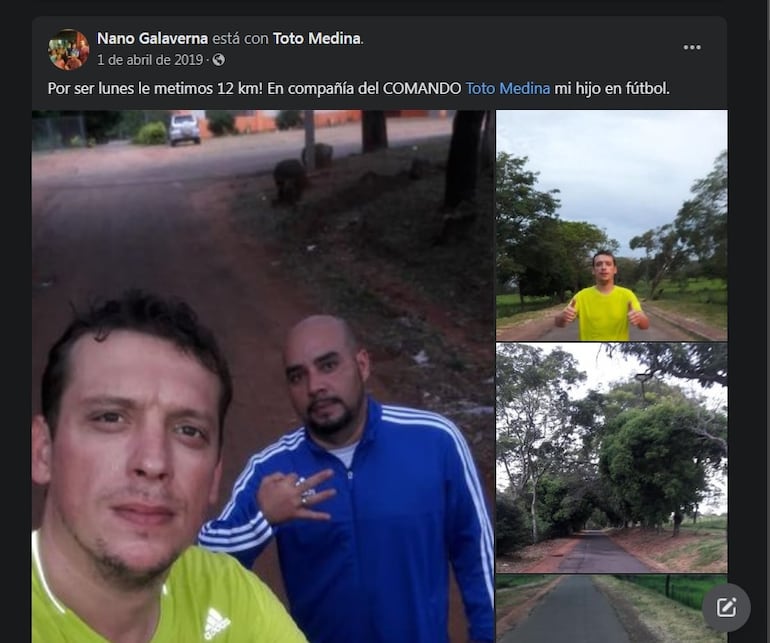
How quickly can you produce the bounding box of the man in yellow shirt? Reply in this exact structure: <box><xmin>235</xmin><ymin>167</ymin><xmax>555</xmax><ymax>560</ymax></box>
<box><xmin>31</xmin><ymin>290</ymin><xmax>307</xmax><ymax>642</ymax></box>
<box><xmin>554</xmin><ymin>250</ymin><xmax>650</xmax><ymax>340</ymax></box>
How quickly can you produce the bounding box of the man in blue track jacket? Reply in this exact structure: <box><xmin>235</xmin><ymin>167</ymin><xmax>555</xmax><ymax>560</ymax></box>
<box><xmin>198</xmin><ymin>314</ymin><xmax>494</xmax><ymax>643</ymax></box>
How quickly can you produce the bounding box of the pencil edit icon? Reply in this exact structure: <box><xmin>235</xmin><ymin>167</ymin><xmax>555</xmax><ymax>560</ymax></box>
<box><xmin>716</xmin><ymin>597</ymin><xmax>737</xmax><ymax>618</ymax></box>
<box><xmin>702</xmin><ymin>583</ymin><xmax>750</xmax><ymax>632</ymax></box>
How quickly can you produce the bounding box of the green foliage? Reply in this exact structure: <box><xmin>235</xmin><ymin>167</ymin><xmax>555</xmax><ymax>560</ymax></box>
<box><xmin>536</xmin><ymin>473</ymin><xmax>595</xmax><ymax>537</ymax></box>
<box><xmin>495</xmin><ymin>494</ymin><xmax>532</xmax><ymax>554</ymax></box>
<box><xmin>585</xmin><ymin>507</ymin><xmax>611</xmax><ymax>529</ymax></box>
<box><xmin>495</xmin><ymin>574</ymin><xmax>548</xmax><ymax>589</ymax></box>
<box><xmin>647</xmin><ymin>277</ymin><xmax>727</xmax><ymax>304</ymax></box>
<box><xmin>275</xmin><ymin>110</ymin><xmax>304</xmax><ymax>130</ymax></box>
<box><xmin>497</xmin><ymin>343</ymin><xmax>590</xmax><ymax>542</ymax></box>
<box><xmin>496</xmin><ymin>342</ymin><xmax>727</xmax><ymax>552</ymax></box>
<box><xmin>82</xmin><ymin>111</ymin><xmax>123</xmax><ymax>143</ymax></box>
<box><xmin>206</xmin><ymin>110</ymin><xmax>237</xmax><ymax>136</ymax></box>
<box><xmin>674</xmin><ymin>150</ymin><xmax>727</xmax><ymax>279</ymax></box>
<box><xmin>495</xmin><ymin>153</ymin><xmax>560</xmax><ymax>289</ymax></box>
<box><xmin>111</xmin><ymin>110</ymin><xmax>172</xmax><ymax>139</ymax></box>
<box><xmin>599</xmin><ymin>400</ymin><xmax>726</xmax><ymax>526</ymax></box>
<box><xmin>602</xmin><ymin>343</ymin><xmax>727</xmax><ymax>388</ymax></box>
<box><xmin>680</xmin><ymin>515</ymin><xmax>727</xmax><ymax>530</ymax></box>
<box><xmin>132</xmin><ymin>121</ymin><xmax>168</xmax><ymax>145</ymax></box>
<box><xmin>631</xmin><ymin>150</ymin><xmax>727</xmax><ymax>294</ymax></box>
<box><xmin>495</xmin><ymin>152</ymin><xmax>620</xmax><ymax>300</ymax></box>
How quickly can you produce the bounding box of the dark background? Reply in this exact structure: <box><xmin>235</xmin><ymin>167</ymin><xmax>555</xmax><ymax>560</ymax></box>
<box><xmin>26</xmin><ymin>2</ymin><xmax>767</xmax><ymax>642</ymax></box>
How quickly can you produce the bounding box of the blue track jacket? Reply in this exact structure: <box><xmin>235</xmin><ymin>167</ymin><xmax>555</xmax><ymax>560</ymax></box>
<box><xmin>198</xmin><ymin>397</ymin><xmax>494</xmax><ymax>643</ymax></box>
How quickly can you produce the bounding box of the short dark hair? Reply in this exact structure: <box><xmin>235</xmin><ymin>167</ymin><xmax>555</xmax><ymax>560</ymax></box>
<box><xmin>40</xmin><ymin>290</ymin><xmax>233</xmax><ymax>452</ymax></box>
<box><xmin>592</xmin><ymin>250</ymin><xmax>616</xmax><ymax>266</ymax></box>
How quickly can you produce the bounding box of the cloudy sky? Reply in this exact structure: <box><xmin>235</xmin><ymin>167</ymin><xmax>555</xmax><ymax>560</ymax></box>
<box><xmin>496</xmin><ymin>110</ymin><xmax>728</xmax><ymax>257</ymax></box>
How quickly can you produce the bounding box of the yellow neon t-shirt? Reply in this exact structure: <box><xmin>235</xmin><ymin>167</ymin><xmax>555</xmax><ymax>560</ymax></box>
<box><xmin>32</xmin><ymin>531</ymin><xmax>307</xmax><ymax>642</ymax></box>
<box><xmin>573</xmin><ymin>285</ymin><xmax>642</xmax><ymax>341</ymax></box>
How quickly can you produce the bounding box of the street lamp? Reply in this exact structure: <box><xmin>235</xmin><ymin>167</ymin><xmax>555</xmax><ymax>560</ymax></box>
<box><xmin>634</xmin><ymin>372</ymin><xmax>652</xmax><ymax>404</ymax></box>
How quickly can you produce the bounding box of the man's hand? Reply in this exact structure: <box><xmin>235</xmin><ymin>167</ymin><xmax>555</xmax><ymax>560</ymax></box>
<box><xmin>257</xmin><ymin>468</ymin><xmax>336</xmax><ymax>525</ymax></box>
<box><xmin>627</xmin><ymin>302</ymin><xmax>649</xmax><ymax>329</ymax></box>
<box><xmin>562</xmin><ymin>298</ymin><xmax>577</xmax><ymax>323</ymax></box>
<box><xmin>555</xmin><ymin>298</ymin><xmax>577</xmax><ymax>327</ymax></box>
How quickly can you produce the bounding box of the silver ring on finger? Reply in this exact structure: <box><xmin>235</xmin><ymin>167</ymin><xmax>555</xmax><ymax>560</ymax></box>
<box><xmin>300</xmin><ymin>496</ymin><xmax>308</xmax><ymax>506</ymax></box>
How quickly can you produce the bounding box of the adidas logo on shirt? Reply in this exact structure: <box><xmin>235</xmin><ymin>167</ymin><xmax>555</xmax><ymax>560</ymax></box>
<box><xmin>204</xmin><ymin>607</ymin><xmax>231</xmax><ymax>640</ymax></box>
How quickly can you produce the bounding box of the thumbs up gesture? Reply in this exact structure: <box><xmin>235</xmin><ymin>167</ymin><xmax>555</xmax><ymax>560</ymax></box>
<box><xmin>627</xmin><ymin>301</ymin><xmax>643</xmax><ymax>327</ymax></box>
<box><xmin>562</xmin><ymin>298</ymin><xmax>577</xmax><ymax>323</ymax></box>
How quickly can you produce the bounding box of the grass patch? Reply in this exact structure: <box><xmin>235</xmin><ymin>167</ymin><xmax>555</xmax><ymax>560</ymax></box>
<box><xmin>612</xmin><ymin>574</ymin><xmax>728</xmax><ymax>610</ymax></box>
<box><xmin>495</xmin><ymin>293</ymin><xmax>558</xmax><ymax>318</ymax></box>
<box><xmin>654</xmin><ymin>532</ymin><xmax>727</xmax><ymax>569</ymax></box>
<box><xmin>644</xmin><ymin>299</ymin><xmax>727</xmax><ymax>330</ymax></box>
<box><xmin>495</xmin><ymin>575</ymin><xmax>552</xmax><ymax>612</ymax></box>
<box><xmin>496</xmin><ymin>305</ymin><xmax>558</xmax><ymax>328</ymax></box>
<box><xmin>692</xmin><ymin>540</ymin><xmax>727</xmax><ymax>567</ymax></box>
<box><xmin>593</xmin><ymin>575</ymin><xmax>727</xmax><ymax>643</ymax></box>
<box><xmin>495</xmin><ymin>574</ymin><xmax>548</xmax><ymax>589</ymax></box>
<box><xmin>680</xmin><ymin>515</ymin><xmax>727</xmax><ymax>532</ymax></box>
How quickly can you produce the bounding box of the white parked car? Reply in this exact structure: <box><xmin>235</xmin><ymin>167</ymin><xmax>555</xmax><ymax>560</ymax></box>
<box><xmin>168</xmin><ymin>114</ymin><xmax>201</xmax><ymax>146</ymax></box>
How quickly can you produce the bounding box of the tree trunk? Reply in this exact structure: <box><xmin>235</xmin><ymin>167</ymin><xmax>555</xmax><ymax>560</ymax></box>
<box><xmin>672</xmin><ymin>509</ymin><xmax>683</xmax><ymax>536</ymax></box>
<box><xmin>303</xmin><ymin>111</ymin><xmax>316</xmax><ymax>171</ymax></box>
<box><xmin>530</xmin><ymin>485</ymin><xmax>539</xmax><ymax>544</ymax></box>
<box><xmin>361</xmin><ymin>111</ymin><xmax>388</xmax><ymax>153</ymax></box>
<box><xmin>444</xmin><ymin>110</ymin><xmax>486</xmax><ymax>209</ymax></box>
<box><xmin>479</xmin><ymin>110</ymin><xmax>495</xmax><ymax>174</ymax></box>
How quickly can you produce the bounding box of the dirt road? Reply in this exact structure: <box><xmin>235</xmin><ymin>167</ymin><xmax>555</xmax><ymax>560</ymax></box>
<box><xmin>31</xmin><ymin>116</ymin><xmax>476</xmax><ymax>639</ymax></box>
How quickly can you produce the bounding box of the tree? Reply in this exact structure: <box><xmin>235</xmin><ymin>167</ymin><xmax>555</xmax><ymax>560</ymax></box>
<box><xmin>599</xmin><ymin>401</ymin><xmax>725</xmax><ymax>530</ymax></box>
<box><xmin>443</xmin><ymin>110</ymin><xmax>487</xmax><ymax>209</ymax></box>
<box><xmin>206</xmin><ymin>110</ymin><xmax>236</xmax><ymax>136</ymax></box>
<box><xmin>674</xmin><ymin>150</ymin><xmax>727</xmax><ymax>280</ymax></box>
<box><xmin>614</xmin><ymin>255</ymin><xmax>644</xmax><ymax>286</ymax></box>
<box><xmin>303</xmin><ymin>110</ymin><xmax>316</xmax><ymax>171</ymax></box>
<box><xmin>603</xmin><ymin>343</ymin><xmax>727</xmax><ymax>388</ymax></box>
<box><xmin>495</xmin><ymin>493</ymin><xmax>531</xmax><ymax>555</ymax></box>
<box><xmin>629</xmin><ymin>223</ymin><xmax>689</xmax><ymax>299</ymax></box>
<box><xmin>629</xmin><ymin>150</ymin><xmax>728</xmax><ymax>293</ymax></box>
<box><xmin>479</xmin><ymin>110</ymin><xmax>495</xmax><ymax>174</ymax></box>
<box><xmin>496</xmin><ymin>343</ymin><xmax>586</xmax><ymax>542</ymax></box>
<box><xmin>517</xmin><ymin>219</ymin><xmax>617</xmax><ymax>301</ymax></box>
<box><xmin>495</xmin><ymin>153</ymin><xmax>561</xmax><ymax>291</ymax></box>
<box><xmin>361</xmin><ymin>110</ymin><xmax>388</xmax><ymax>152</ymax></box>
<box><xmin>536</xmin><ymin>471</ymin><xmax>597</xmax><ymax>537</ymax></box>
<box><xmin>275</xmin><ymin>110</ymin><xmax>303</xmax><ymax>130</ymax></box>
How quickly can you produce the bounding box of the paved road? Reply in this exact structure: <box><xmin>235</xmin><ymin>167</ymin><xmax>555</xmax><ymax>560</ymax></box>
<box><xmin>497</xmin><ymin>304</ymin><xmax>700</xmax><ymax>342</ymax></box>
<box><xmin>557</xmin><ymin>531</ymin><xmax>651</xmax><ymax>573</ymax></box>
<box><xmin>537</xmin><ymin>308</ymin><xmax>696</xmax><ymax>341</ymax></box>
<box><xmin>500</xmin><ymin>575</ymin><xmax>631</xmax><ymax>642</ymax></box>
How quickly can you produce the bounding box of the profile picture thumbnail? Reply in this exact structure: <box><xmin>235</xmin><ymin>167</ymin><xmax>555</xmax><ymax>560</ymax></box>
<box><xmin>48</xmin><ymin>29</ymin><xmax>90</xmax><ymax>71</ymax></box>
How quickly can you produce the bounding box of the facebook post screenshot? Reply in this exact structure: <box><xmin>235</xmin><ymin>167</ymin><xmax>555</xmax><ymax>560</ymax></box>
<box><xmin>29</xmin><ymin>4</ymin><xmax>765</xmax><ymax>643</ymax></box>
